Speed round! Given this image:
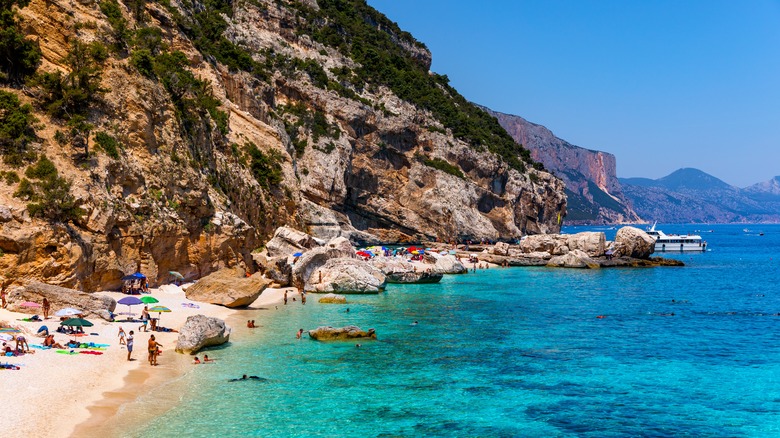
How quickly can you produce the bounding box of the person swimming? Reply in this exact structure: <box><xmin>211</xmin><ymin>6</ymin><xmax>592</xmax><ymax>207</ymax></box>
<box><xmin>228</xmin><ymin>374</ymin><xmax>266</xmax><ymax>382</ymax></box>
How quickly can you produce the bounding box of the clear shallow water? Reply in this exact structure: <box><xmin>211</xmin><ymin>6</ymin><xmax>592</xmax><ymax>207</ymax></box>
<box><xmin>123</xmin><ymin>224</ymin><xmax>780</xmax><ymax>437</ymax></box>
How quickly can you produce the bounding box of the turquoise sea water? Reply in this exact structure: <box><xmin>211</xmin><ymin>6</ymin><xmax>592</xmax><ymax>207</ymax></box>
<box><xmin>124</xmin><ymin>224</ymin><xmax>780</xmax><ymax>437</ymax></box>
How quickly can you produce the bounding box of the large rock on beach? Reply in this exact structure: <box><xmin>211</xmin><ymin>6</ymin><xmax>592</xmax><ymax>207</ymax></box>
<box><xmin>264</xmin><ymin>226</ymin><xmax>319</xmax><ymax>258</ymax></box>
<box><xmin>291</xmin><ymin>237</ymin><xmax>356</xmax><ymax>290</ymax></box>
<box><xmin>252</xmin><ymin>251</ymin><xmax>292</xmax><ymax>287</ymax></box>
<box><xmin>369</xmin><ymin>257</ymin><xmax>416</xmax><ymax>274</ymax></box>
<box><xmin>566</xmin><ymin>232</ymin><xmax>606</xmax><ymax>257</ymax></box>
<box><xmin>175</xmin><ymin>314</ymin><xmax>231</xmax><ymax>354</ymax></box>
<box><xmin>428</xmin><ymin>253</ymin><xmax>467</xmax><ymax>274</ymax></box>
<box><xmin>6</xmin><ymin>282</ymin><xmax>116</xmax><ymax>321</ymax></box>
<box><xmin>491</xmin><ymin>241</ymin><xmax>510</xmax><ymax>256</ymax></box>
<box><xmin>546</xmin><ymin>249</ymin><xmax>600</xmax><ymax>269</ymax></box>
<box><xmin>318</xmin><ymin>293</ymin><xmax>347</xmax><ymax>304</ymax></box>
<box><xmin>612</xmin><ymin>227</ymin><xmax>655</xmax><ymax>259</ymax></box>
<box><xmin>520</xmin><ymin>234</ymin><xmax>569</xmax><ymax>255</ymax></box>
<box><xmin>185</xmin><ymin>268</ymin><xmax>271</xmax><ymax>307</ymax></box>
<box><xmin>306</xmin><ymin>258</ymin><xmax>386</xmax><ymax>293</ymax></box>
<box><xmin>308</xmin><ymin>325</ymin><xmax>377</xmax><ymax>341</ymax></box>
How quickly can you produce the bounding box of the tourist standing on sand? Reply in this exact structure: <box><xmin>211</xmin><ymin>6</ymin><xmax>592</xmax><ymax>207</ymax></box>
<box><xmin>118</xmin><ymin>326</ymin><xmax>126</xmax><ymax>345</ymax></box>
<box><xmin>284</xmin><ymin>290</ymin><xmax>288</xmax><ymax>305</ymax></box>
<box><xmin>139</xmin><ymin>306</ymin><xmax>150</xmax><ymax>332</ymax></box>
<box><xmin>42</xmin><ymin>298</ymin><xmax>50</xmax><ymax>319</ymax></box>
<box><xmin>126</xmin><ymin>331</ymin><xmax>134</xmax><ymax>361</ymax></box>
<box><xmin>148</xmin><ymin>334</ymin><xmax>162</xmax><ymax>366</ymax></box>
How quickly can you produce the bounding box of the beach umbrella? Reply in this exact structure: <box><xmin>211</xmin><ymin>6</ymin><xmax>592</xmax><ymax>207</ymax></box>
<box><xmin>117</xmin><ymin>296</ymin><xmax>143</xmax><ymax>318</ymax></box>
<box><xmin>60</xmin><ymin>318</ymin><xmax>93</xmax><ymax>327</ymax></box>
<box><xmin>140</xmin><ymin>296</ymin><xmax>159</xmax><ymax>304</ymax></box>
<box><xmin>169</xmin><ymin>271</ymin><xmax>184</xmax><ymax>280</ymax></box>
<box><xmin>148</xmin><ymin>305</ymin><xmax>171</xmax><ymax>323</ymax></box>
<box><xmin>121</xmin><ymin>272</ymin><xmax>146</xmax><ymax>281</ymax></box>
<box><xmin>55</xmin><ymin>308</ymin><xmax>82</xmax><ymax>317</ymax></box>
<box><xmin>20</xmin><ymin>301</ymin><xmax>41</xmax><ymax>308</ymax></box>
<box><xmin>60</xmin><ymin>318</ymin><xmax>93</xmax><ymax>342</ymax></box>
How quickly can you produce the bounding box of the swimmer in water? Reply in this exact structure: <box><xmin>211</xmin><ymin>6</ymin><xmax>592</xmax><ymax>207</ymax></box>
<box><xmin>228</xmin><ymin>374</ymin><xmax>265</xmax><ymax>382</ymax></box>
<box><xmin>410</xmin><ymin>321</ymin><xmax>418</xmax><ymax>326</ymax></box>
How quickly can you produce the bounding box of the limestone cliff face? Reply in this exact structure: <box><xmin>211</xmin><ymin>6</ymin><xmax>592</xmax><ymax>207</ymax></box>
<box><xmin>484</xmin><ymin>108</ymin><xmax>639</xmax><ymax>224</ymax></box>
<box><xmin>0</xmin><ymin>0</ymin><xmax>565</xmax><ymax>291</ymax></box>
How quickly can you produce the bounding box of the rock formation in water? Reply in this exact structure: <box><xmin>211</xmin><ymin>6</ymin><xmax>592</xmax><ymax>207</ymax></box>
<box><xmin>0</xmin><ymin>0</ymin><xmax>566</xmax><ymax>291</ymax></box>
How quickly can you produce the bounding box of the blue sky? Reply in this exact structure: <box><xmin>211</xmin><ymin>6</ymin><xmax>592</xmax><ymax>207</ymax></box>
<box><xmin>367</xmin><ymin>0</ymin><xmax>780</xmax><ymax>187</ymax></box>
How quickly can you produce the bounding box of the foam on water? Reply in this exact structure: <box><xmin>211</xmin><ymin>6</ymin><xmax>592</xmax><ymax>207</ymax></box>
<box><xmin>115</xmin><ymin>224</ymin><xmax>780</xmax><ymax>437</ymax></box>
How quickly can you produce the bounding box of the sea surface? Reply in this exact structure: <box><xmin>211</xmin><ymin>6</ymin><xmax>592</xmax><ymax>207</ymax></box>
<box><xmin>116</xmin><ymin>224</ymin><xmax>780</xmax><ymax>437</ymax></box>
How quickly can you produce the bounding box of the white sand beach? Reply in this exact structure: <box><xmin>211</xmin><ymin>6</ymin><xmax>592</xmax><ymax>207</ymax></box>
<box><xmin>0</xmin><ymin>284</ymin><xmax>289</xmax><ymax>438</ymax></box>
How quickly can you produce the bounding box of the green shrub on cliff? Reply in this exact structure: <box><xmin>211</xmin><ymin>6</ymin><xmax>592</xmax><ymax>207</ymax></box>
<box><xmin>417</xmin><ymin>154</ymin><xmax>464</xmax><ymax>179</ymax></box>
<box><xmin>0</xmin><ymin>0</ymin><xmax>42</xmax><ymax>84</ymax></box>
<box><xmin>94</xmin><ymin>131</ymin><xmax>121</xmax><ymax>159</ymax></box>
<box><xmin>15</xmin><ymin>156</ymin><xmax>84</xmax><ymax>222</ymax></box>
<box><xmin>246</xmin><ymin>142</ymin><xmax>283</xmax><ymax>189</ymax></box>
<box><xmin>0</xmin><ymin>89</ymin><xmax>37</xmax><ymax>165</ymax></box>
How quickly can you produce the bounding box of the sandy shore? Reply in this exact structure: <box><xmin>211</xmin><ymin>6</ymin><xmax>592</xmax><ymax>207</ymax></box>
<box><xmin>0</xmin><ymin>283</ymin><xmax>289</xmax><ymax>438</ymax></box>
<box><xmin>1</xmin><ymin>254</ymin><xmax>476</xmax><ymax>438</ymax></box>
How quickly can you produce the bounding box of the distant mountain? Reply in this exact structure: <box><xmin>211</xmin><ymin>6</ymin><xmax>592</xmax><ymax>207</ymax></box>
<box><xmin>482</xmin><ymin>107</ymin><xmax>640</xmax><ymax>224</ymax></box>
<box><xmin>744</xmin><ymin>176</ymin><xmax>780</xmax><ymax>198</ymax></box>
<box><xmin>620</xmin><ymin>170</ymin><xmax>780</xmax><ymax>223</ymax></box>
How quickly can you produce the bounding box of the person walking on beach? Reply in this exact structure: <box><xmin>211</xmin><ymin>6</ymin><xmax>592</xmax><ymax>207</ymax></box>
<box><xmin>42</xmin><ymin>298</ymin><xmax>50</xmax><ymax>319</ymax></box>
<box><xmin>118</xmin><ymin>326</ymin><xmax>126</xmax><ymax>345</ymax></box>
<box><xmin>126</xmin><ymin>331</ymin><xmax>134</xmax><ymax>361</ymax></box>
<box><xmin>284</xmin><ymin>291</ymin><xmax>288</xmax><ymax>305</ymax></box>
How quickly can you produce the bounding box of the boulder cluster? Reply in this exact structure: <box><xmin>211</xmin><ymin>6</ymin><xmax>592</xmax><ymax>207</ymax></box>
<box><xmin>478</xmin><ymin>226</ymin><xmax>678</xmax><ymax>269</ymax></box>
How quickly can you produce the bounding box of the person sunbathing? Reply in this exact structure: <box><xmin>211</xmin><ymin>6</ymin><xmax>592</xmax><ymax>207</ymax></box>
<box><xmin>43</xmin><ymin>335</ymin><xmax>65</xmax><ymax>349</ymax></box>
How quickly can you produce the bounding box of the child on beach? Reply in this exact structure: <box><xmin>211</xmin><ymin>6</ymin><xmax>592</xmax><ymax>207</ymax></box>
<box><xmin>118</xmin><ymin>327</ymin><xmax>126</xmax><ymax>345</ymax></box>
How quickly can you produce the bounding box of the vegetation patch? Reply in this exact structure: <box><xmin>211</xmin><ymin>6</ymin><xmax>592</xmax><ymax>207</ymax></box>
<box><xmin>0</xmin><ymin>0</ymin><xmax>42</xmax><ymax>84</ymax></box>
<box><xmin>13</xmin><ymin>156</ymin><xmax>84</xmax><ymax>222</ymax></box>
<box><xmin>417</xmin><ymin>154</ymin><xmax>464</xmax><ymax>179</ymax></box>
<box><xmin>0</xmin><ymin>90</ymin><xmax>37</xmax><ymax>165</ymax></box>
<box><xmin>245</xmin><ymin>142</ymin><xmax>283</xmax><ymax>189</ymax></box>
<box><xmin>94</xmin><ymin>131</ymin><xmax>121</xmax><ymax>159</ymax></box>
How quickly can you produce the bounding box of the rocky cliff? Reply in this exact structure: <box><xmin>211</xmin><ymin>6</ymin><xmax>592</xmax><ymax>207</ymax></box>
<box><xmin>0</xmin><ymin>0</ymin><xmax>566</xmax><ymax>291</ymax></box>
<box><xmin>483</xmin><ymin>107</ymin><xmax>639</xmax><ymax>224</ymax></box>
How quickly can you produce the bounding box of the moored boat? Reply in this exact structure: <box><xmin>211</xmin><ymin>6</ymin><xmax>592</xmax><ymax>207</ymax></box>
<box><xmin>647</xmin><ymin>222</ymin><xmax>707</xmax><ymax>252</ymax></box>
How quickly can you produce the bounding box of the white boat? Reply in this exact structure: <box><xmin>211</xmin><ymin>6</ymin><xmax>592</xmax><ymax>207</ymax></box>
<box><xmin>646</xmin><ymin>222</ymin><xmax>707</xmax><ymax>252</ymax></box>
